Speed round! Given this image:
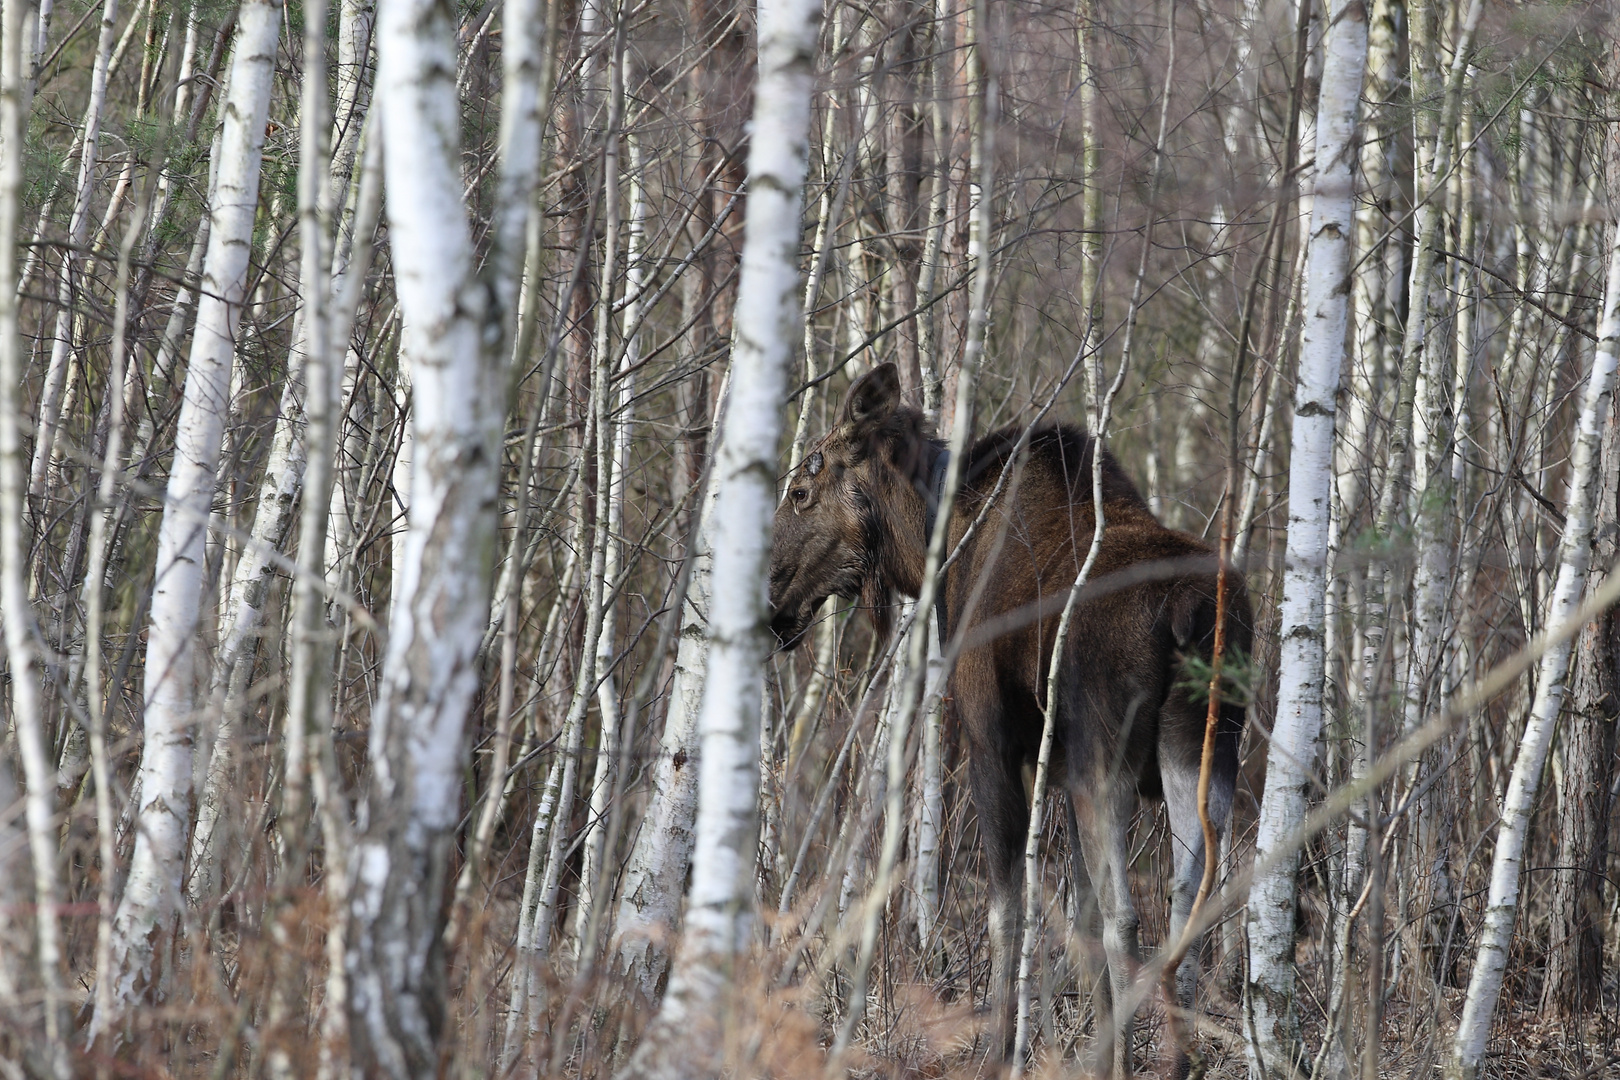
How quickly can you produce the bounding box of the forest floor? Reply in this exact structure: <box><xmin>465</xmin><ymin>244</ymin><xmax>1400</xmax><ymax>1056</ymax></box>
<box><xmin>818</xmin><ymin>958</ymin><xmax>1620</xmax><ymax>1078</ymax></box>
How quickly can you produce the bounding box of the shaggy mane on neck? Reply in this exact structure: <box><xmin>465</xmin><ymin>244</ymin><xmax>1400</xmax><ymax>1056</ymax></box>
<box><xmin>959</xmin><ymin>421</ymin><xmax>1149</xmax><ymax>510</ymax></box>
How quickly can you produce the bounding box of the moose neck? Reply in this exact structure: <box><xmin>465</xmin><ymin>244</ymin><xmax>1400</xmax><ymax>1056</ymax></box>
<box><xmin>876</xmin><ymin>441</ymin><xmax>949</xmax><ymax>601</ymax></box>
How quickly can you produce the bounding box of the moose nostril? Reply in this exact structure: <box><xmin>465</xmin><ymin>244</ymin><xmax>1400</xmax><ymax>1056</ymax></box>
<box><xmin>769</xmin><ymin>608</ymin><xmax>810</xmax><ymax>649</ymax></box>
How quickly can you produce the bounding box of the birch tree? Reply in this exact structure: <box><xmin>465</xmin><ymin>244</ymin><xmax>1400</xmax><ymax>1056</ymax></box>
<box><xmin>616</xmin><ymin>0</ymin><xmax>822</xmax><ymax>1070</ymax></box>
<box><xmin>345</xmin><ymin>0</ymin><xmax>542</xmax><ymax>1067</ymax></box>
<box><xmin>0</xmin><ymin>0</ymin><xmax>68</xmax><ymax>1069</ymax></box>
<box><xmin>1446</xmin><ymin>166</ymin><xmax>1620</xmax><ymax>1080</ymax></box>
<box><xmin>91</xmin><ymin>0</ymin><xmax>281</xmax><ymax>1033</ymax></box>
<box><xmin>1243</xmin><ymin>0</ymin><xmax>1366</xmax><ymax>1071</ymax></box>
<box><xmin>188</xmin><ymin>0</ymin><xmax>376</xmax><ymax>905</ymax></box>
<box><xmin>574</xmin><ymin>2</ymin><xmax>629</xmax><ymax>957</ymax></box>
<box><xmin>612</xmin><ymin>479</ymin><xmax>719</xmax><ymax>1002</ymax></box>
<box><xmin>26</xmin><ymin>0</ymin><xmax>116</xmax><ymax>509</ymax></box>
<box><xmin>1545</xmin><ymin>355</ymin><xmax>1619</xmax><ymax>1016</ymax></box>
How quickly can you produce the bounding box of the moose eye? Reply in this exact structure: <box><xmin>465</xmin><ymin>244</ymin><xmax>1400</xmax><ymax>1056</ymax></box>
<box><xmin>791</xmin><ymin>487</ymin><xmax>811</xmax><ymax>507</ymax></box>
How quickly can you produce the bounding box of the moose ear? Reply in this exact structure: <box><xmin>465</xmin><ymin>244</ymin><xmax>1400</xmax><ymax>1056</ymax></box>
<box><xmin>842</xmin><ymin>363</ymin><xmax>901</xmax><ymax>431</ymax></box>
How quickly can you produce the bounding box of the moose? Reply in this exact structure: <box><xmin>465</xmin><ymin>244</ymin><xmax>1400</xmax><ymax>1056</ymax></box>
<box><xmin>769</xmin><ymin>364</ymin><xmax>1251</xmax><ymax>1077</ymax></box>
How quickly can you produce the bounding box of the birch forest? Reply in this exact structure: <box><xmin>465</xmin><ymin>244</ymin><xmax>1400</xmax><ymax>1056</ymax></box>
<box><xmin>3</xmin><ymin>0</ymin><xmax>1620</xmax><ymax>1076</ymax></box>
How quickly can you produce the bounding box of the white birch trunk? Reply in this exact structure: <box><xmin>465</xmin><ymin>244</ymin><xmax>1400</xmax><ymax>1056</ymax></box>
<box><xmin>1243</xmin><ymin>0</ymin><xmax>1366</xmax><ymax>1072</ymax></box>
<box><xmin>915</xmin><ymin>0</ymin><xmax>953</xmax><ymax>422</ymax></box>
<box><xmin>611</xmin><ymin>477</ymin><xmax>718</xmax><ymax>1002</ymax></box>
<box><xmin>347</xmin><ymin>0</ymin><xmax>495</xmax><ymax>1057</ymax></box>
<box><xmin>0</xmin><ymin>759</ymin><xmax>27</xmax><ymax>1023</ymax></box>
<box><xmin>616</xmin><ymin>0</ymin><xmax>821</xmax><ymax>1070</ymax></box>
<box><xmin>27</xmin><ymin>0</ymin><xmax>117</xmax><ymax>506</ymax></box>
<box><xmin>500</xmin><ymin>730</ymin><xmax>573</xmax><ymax>1066</ymax></box>
<box><xmin>1401</xmin><ymin>0</ymin><xmax>1480</xmax><ymax>739</ymax></box>
<box><xmin>1446</xmin><ymin>199</ymin><xmax>1620</xmax><ymax>1080</ymax></box>
<box><xmin>312</xmin><ymin>56</ymin><xmax>382</xmax><ymax>1080</ymax></box>
<box><xmin>499</xmin><ymin>510</ymin><xmax>594</xmax><ymax>1070</ymax></box>
<box><xmin>346</xmin><ymin>0</ymin><xmax>544</xmax><ymax>1062</ymax></box>
<box><xmin>188</xmin><ymin>0</ymin><xmax>376</xmax><ymax>905</ymax></box>
<box><xmin>186</xmin><ymin>365</ymin><xmax>307</xmax><ymax>901</ymax></box>
<box><xmin>912</xmin><ymin>613</ymin><xmax>945</xmax><ymax>955</ymax></box>
<box><xmin>0</xmin><ymin>0</ymin><xmax>67</xmax><ymax>1068</ymax></box>
<box><xmin>389</xmin><ymin>363</ymin><xmax>413</xmax><ymax>600</ymax></box>
<box><xmin>80</xmin><ymin>80</ymin><xmax>157</xmax><ymax>1061</ymax></box>
<box><xmin>787</xmin><ymin>136</ymin><xmax>846</xmax><ymax>470</ymax></box>
<box><xmin>264</xmin><ymin>5</ymin><xmax>344</xmax><ymax>1069</ymax></box>
<box><xmin>447</xmin><ymin>0</ymin><xmax>552</xmax><ymax>952</ymax></box>
<box><xmin>518</xmin><ymin>365</ymin><xmax>610</xmax><ymax>1000</ymax></box>
<box><xmin>79</xmin><ymin>97</ymin><xmax>220</xmax><ymax>827</ymax></box>
<box><xmin>323</xmin><ymin>0</ymin><xmax>379</xmax><ymax>595</ymax></box>
<box><xmin>573</xmin><ymin>13</ymin><xmax>629</xmax><ymax>956</ymax></box>
<box><xmin>577</xmin><ymin>125</ymin><xmax>646</xmax><ymax>964</ymax></box>
<box><xmin>93</xmin><ymin>1</ymin><xmax>281</xmax><ymax>1035</ymax></box>
<box><xmin>132</xmin><ymin>133</ymin><xmax>217</xmax><ymax>464</ymax></box>
<box><xmin>29</xmin><ymin>0</ymin><xmax>49</xmax><ymax>84</ymax></box>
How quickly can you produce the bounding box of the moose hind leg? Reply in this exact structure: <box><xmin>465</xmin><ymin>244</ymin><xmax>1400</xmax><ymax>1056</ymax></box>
<box><xmin>1065</xmin><ymin>795</ymin><xmax>1114</xmax><ymax>1069</ymax></box>
<box><xmin>1072</xmin><ymin>779</ymin><xmax>1141</xmax><ymax>1078</ymax></box>
<box><xmin>1162</xmin><ymin>750</ymin><xmax>1235</xmax><ymax>1075</ymax></box>
<box><xmin>966</xmin><ymin>736</ymin><xmax>1028</xmax><ymax>1061</ymax></box>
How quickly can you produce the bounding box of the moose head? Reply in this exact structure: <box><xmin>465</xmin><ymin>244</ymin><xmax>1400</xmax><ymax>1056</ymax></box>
<box><xmin>768</xmin><ymin>363</ymin><xmax>941</xmax><ymax>648</ymax></box>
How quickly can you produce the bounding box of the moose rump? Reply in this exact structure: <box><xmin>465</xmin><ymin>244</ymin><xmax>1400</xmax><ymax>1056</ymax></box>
<box><xmin>769</xmin><ymin>363</ymin><xmax>1251</xmax><ymax>1077</ymax></box>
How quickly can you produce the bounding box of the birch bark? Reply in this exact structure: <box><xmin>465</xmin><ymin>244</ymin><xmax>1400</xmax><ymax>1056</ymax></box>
<box><xmin>81</xmin><ymin>103</ymin><xmax>161</xmax><ymax>1067</ymax></box>
<box><xmin>450</xmin><ymin>0</ymin><xmax>555</xmax><ymax>936</ymax></box>
<box><xmin>345</xmin><ymin>0</ymin><xmax>542</xmax><ymax>1065</ymax></box>
<box><xmin>0</xmin><ymin>0</ymin><xmax>67</xmax><ymax>1069</ymax></box>
<box><xmin>1544</xmin><ymin>379</ymin><xmax>1619</xmax><ymax>1013</ymax></box>
<box><xmin>263</xmin><ymin>3</ymin><xmax>340</xmax><ymax>1069</ymax></box>
<box><xmin>1383</xmin><ymin>0</ymin><xmax>1481</xmax><ymax>1003</ymax></box>
<box><xmin>188</xmin><ymin>0</ymin><xmax>376</xmax><ymax>905</ymax></box>
<box><xmin>579</xmin><ymin>126</ymin><xmax>648</xmax><ymax>968</ymax></box>
<box><xmin>1243</xmin><ymin>0</ymin><xmax>1365</xmax><ymax>1072</ymax></box>
<box><xmin>1446</xmin><ymin>177</ymin><xmax>1620</xmax><ymax>1080</ymax></box>
<box><xmin>611</xmin><ymin>477</ymin><xmax>718</xmax><ymax>1002</ymax></box>
<box><xmin>347</xmin><ymin>0</ymin><xmax>495</xmax><ymax>1055</ymax></box>
<box><xmin>914</xmin><ymin>0</ymin><xmax>953</xmax><ymax>422</ymax></box>
<box><xmin>313</xmin><ymin>86</ymin><xmax>384</xmax><ymax>1080</ymax></box>
<box><xmin>0</xmin><ymin>760</ymin><xmax>29</xmax><ymax>1040</ymax></box>
<box><xmin>616</xmin><ymin>0</ymin><xmax>821</xmax><ymax>1070</ymax></box>
<box><xmin>26</xmin><ymin>0</ymin><xmax>117</xmax><ymax>509</ymax></box>
<box><xmin>911</xmin><ymin>614</ymin><xmax>944</xmax><ymax>955</ymax></box>
<box><xmin>502</xmin><ymin>380</ymin><xmax>607</xmax><ymax>1041</ymax></box>
<box><xmin>1543</xmin><ymin>112</ymin><xmax>1620</xmax><ymax>1014</ymax></box>
<box><xmin>574</xmin><ymin>6</ymin><xmax>629</xmax><ymax>957</ymax></box>
<box><xmin>1400</xmin><ymin>0</ymin><xmax>1475</xmax><ymax>815</ymax></box>
<box><xmin>317</xmin><ymin>0</ymin><xmax>377</xmax><ymax>591</ymax></box>
<box><xmin>1321</xmin><ymin>2</ymin><xmax>1412</xmax><ymax>1056</ymax></box>
<box><xmin>92</xmin><ymin>0</ymin><xmax>281</xmax><ymax>1035</ymax></box>
<box><xmin>1340</xmin><ymin>0</ymin><xmax>1400</xmax><ymax>495</ymax></box>
<box><xmin>518</xmin><ymin>315</ymin><xmax>609</xmax><ymax>1003</ymax></box>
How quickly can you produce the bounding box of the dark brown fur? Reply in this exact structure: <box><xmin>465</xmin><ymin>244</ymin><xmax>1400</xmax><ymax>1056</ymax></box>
<box><xmin>770</xmin><ymin>365</ymin><xmax>1252</xmax><ymax>1077</ymax></box>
